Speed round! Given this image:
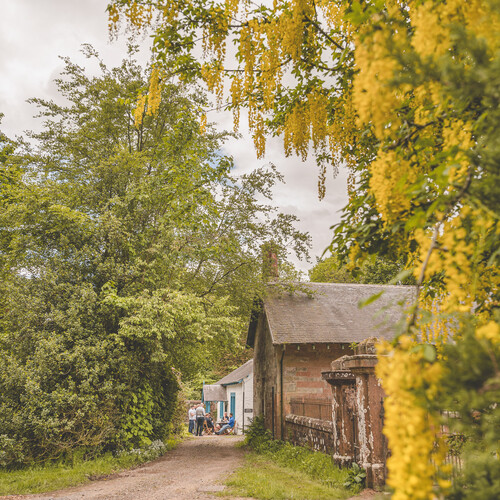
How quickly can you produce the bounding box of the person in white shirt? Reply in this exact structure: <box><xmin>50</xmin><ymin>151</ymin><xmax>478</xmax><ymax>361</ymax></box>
<box><xmin>188</xmin><ymin>405</ymin><xmax>196</xmax><ymax>435</ymax></box>
<box><xmin>195</xmin><ymin>404</ymin><xmax>205</xmax><ymax>436</ymax></box>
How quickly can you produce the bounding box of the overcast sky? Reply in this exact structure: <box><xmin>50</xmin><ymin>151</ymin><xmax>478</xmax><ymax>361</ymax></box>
<box><xmin>0</xmin><ymin>0</ymin><xmax>348</xmax><ymax>274</ymax></box>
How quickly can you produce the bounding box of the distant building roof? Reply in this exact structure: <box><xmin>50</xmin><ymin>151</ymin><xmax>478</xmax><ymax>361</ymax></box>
<box><xmin>203</xmin><ymin>359</ymin><xmax>253</xmax><ymax>402</ymax></box>
<box><xmin>247</xmin><ymin>283</ymin><xmax>415</xmax><ymax>346</ymax></box>
<box><xmin>203</xmin><ymin>384</ymin><xmax>227</xmax><ymax>402</ymax></box>
<box><xmin>215</xmin><ymin>359</ymin><xmax>253</xmax><ymax>386</ymax></box>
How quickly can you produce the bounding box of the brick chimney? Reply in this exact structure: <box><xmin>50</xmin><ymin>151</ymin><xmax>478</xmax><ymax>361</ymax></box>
<box><xmin>262</xmin><ymin>242</ymin><xmax>279</xmax><ymax>281</ymax></box>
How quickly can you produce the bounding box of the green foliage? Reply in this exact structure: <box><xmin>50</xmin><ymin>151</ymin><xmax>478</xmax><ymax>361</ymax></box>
<box><xmin>243</xmin><ymin>417</ymin><xmax>359</xmax><ymax>493</ymax></box>
<box><xmin>445</xmin><ymin>434</ymin><xmax>467</xmax><ymax>457</ymax></box>
<box><xmin>120</xmin><ymin>386</ymin><xmax>155</xmax><ymax>447</ymax></box>
<box><xmin>0</xmin><ymin>436</ymin><xmax>25</xmax><ymax>468</ymax></box>
<box><xmin>343</xmin><ymin>463</ymin><xmax>366</xmax><ymax>490</ymax></box>
<box><xmin>0</xmin><ymin>116</ymin><xmax>23</xmax><ymax>286</ymax></box>
<box><xmin>309</xmin><ymin>253</ymin><xmax>414</xmax><ymax>285</ymax></box>
<box><xmin>433</xmin><ymin>315</ymin><xmax>500</xmax><ymax>499</ymax></box>
<box><xmin>0</xmin><ymin>47</ymin><xmax>309</xmax><ymax>467</ymax></box>
<box><xmin>243</xmin><ymin>415</ymin><xmax>274</xmax><ymax>451</ymax></box>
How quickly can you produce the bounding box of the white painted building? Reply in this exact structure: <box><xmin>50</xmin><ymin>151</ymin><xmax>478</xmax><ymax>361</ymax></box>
<box><xmin>202</xmin><ymin>359</ymin><xmax>253</xmax><ymax>435</ymax></box>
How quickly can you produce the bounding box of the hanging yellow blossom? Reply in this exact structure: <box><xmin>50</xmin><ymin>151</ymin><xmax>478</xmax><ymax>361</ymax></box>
<box><xmin>476</xmin><ymin>320</ymin><xmax>500</xmax><ymax>344</ymax></box>
<box><xmin>134</xmin><ymin>93</ymin><xmax>147</xmax><ymax>128</ymax></box>
<box><xmin>146</xmin><ymin>66</ymin><xmax>162</xmax><ymax>117</ymax></box>
<box><xmin>199</xmin><ymin>113</ymin><xmax>207</xmax><ymax>135</ymax></box>
<box><xmin>377</xmin><ymin>337</ymin><xmax>447</xmax><ymax>500</ymax></box>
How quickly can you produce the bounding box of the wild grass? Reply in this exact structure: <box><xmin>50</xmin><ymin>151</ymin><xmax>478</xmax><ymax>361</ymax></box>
<box><xmin>258</xmin><ymin>439</ymin><xmax>354</xmax><ymax>488</ymax></box>
<box><xmin>221</xmin><ymin>453</ymin><xmax>353</xmax><ymax>500</ymax></box>
<box><xmin>221</xmin><ymin>416</ymin><xmax>361</xmax><ymax>499</ymax></box>
<box><xmin>0</xmin><ymin>438</ymin><xmax>178</xmax><ymax>495</ymax></box>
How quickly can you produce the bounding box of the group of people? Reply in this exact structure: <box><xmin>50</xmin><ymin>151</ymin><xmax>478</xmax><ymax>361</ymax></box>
<box><xmin>188</xmin><ymin>403</ymin><xmax>235</xmax><ymax>436</ymax></box>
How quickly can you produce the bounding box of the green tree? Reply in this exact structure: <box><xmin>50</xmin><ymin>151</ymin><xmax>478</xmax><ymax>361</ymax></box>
<box><xmin>0</xmin><ymin>47</ymin><xmax>309</xmax><ymax>465</ymax></box>
<box><xmin>433</xmin><ymin>315</ymin><xmax>500</xmax><ymax>499</ymax></box>
<box><xmin>309</xmin><ymin>253</ymin><xmax>413</xmax><ymax>285</ymax></box>
<box><xmin>0</xmin><ymin>117</ymin><xmax>22</xmax><ymax>279</ymax></box>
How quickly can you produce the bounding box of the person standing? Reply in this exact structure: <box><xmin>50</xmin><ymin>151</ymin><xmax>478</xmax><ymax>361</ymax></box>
<box><xmin>188</xmin><ymin>405</ymin><xmax>196</xmax><ymax>435</ymax></box>
<box><xmin>195</xmin><ymin>404</ymin><xmax>205</xmax><ymax>436</ymax></box>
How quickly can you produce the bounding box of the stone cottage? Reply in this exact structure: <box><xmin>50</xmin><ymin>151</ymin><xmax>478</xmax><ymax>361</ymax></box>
<box><xmin>247</xmin><ymin>282</ymin><xmax>414</xmax><ymax>446</ymax></box>
<box><xmin>202</xmin><ymin>359</ymin><xmax>253</xmax><ymax>434</ymax></box>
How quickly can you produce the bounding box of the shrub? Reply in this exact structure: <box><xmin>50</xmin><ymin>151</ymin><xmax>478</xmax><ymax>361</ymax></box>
<box><xmin>244</xmin><ymin>417</ymin><xmax>359</xmax><ymax>491</ymax></box>
<box><xmin>0</xmin><ymin>436</ymin><xmax>25</xmax><ymax>468</ymax></box>
<box><xmin>433</xmin><ymin>321</ymin><xmax>500</xmax><ymax>498</ymax></box>
<box><xmin>243</xmin><ymin>416</ymin><xmax>273</xmax><ymax>452</ymax></box>
<box><xmin>343</xmin><ymin>463</ymin><xmax>366</xmax><ymax>490</ymax></box>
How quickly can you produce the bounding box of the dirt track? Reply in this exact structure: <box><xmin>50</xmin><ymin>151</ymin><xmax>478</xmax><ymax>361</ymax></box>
<box><xmin>20</xmin><ymin>435</ymin><xmax>247</xmax><ymax>500</ymax></box>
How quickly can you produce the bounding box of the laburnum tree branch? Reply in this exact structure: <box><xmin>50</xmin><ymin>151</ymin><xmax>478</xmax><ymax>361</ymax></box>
<box><xmin>406</xmin><ymin>166</ymin><xmax>474</xmax><ymax>332</ymax></box>
<box><xmin>303</xmin><ymin>14</ymin><xmax>346</xmax><ymax>52</ymax></box>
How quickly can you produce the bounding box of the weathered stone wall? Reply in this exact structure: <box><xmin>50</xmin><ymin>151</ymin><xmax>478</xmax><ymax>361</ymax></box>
<box><xmin>349</xmin><ymin>355</ymin><xmax>387</xmax><ymax>490</ymax></box>
<box><xmin>281</xmin><ymin>344</ymin><xmax>346</xmax><ymax>453</ymax></box>
<box><xmin>328</xmin><ymin>372</ymin><xmax>357</xmax><ymax>466</ymax></box>
<box><xmin>323</xmin><ymin>339</ymin><xmax>388</xmax><ymax>491</ymax></box>
<box><xmin>285</xmin><ymin>414</ymin><xmax>335</xmax><ymax>454</ymax></box>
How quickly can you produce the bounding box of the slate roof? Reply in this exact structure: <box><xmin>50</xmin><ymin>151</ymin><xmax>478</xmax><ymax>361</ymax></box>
<box><xmin>203</xmin><ymin>384</ymin><xmax>227</xmax><ymax>402</ymax></box>
<box><xmin>203</xmin><ymin>359</ymin><xmax>253</xmax><ymax>402</ymax></box>
<box><xmin>247</xmin><ymin>283</ymin><xmax>415</xmax><ymax>346</ymax></box>
<box><xmin>215</xmin><ymin>359</ymin><xmax>253</xmax><ymax>386</ymax></box>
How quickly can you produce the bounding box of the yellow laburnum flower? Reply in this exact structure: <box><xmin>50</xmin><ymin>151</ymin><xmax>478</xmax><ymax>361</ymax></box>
<box><xmin>377</xmin><ymin>338</ymin><xmax>446</xmax><ymax>500</ymax></box>
<box><xmin>146</xmin><ymin>66</ymin><xmax>162</xmax><ymax>117</ymax></box>
<box><xmin>476</xmin><ymin>321</ymin><xmax>500</xmax><ymax>344</ymax></box>
<box><xmin>199</xmin><ymin>113</ymin><xmax>207</xmax><ymax>135</ymax></box>
<box><xmin>411</xmin><ymin>3</ymin><xmax>450</xmax><ymax>59</ymax></box>
<box><xmin>353</xmin><ymin>28</ymin><xmax>400</xmax><ymax>135</ymax></box>
<box><xmin>369</xmin><ymin>149</ymin><xmax>418</xmax><ymax>225</ymax></box>
<box><xmin>134</xmin><ymin>93</ymin><xmax>147</xmax><ymax>128</ymax></box>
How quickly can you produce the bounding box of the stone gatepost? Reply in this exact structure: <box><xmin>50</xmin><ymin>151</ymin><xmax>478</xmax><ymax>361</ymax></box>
<box><xmin>322</xmin><ymin>357</ymin><xmax>357</xmax><ymax>466</ymax></box>
<box><xmin>322</xmin><ymin>338</ymin><xmax>387</xmax><ymax>490</ymax></box>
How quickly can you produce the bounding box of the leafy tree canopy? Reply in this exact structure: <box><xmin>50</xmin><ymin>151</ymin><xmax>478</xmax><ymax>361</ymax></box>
<box><xmin>309</xmin><ymin>253</ymin><xmax>414</xmax><ymax>285</ymax></box>
<box><xmin>0</xmin><ymin>46</ymin><xmax>309</xmax><ymax>465</ymax></box>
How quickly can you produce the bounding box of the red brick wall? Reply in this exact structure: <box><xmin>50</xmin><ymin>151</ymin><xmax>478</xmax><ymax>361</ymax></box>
<box><xmin>282</xmin><ymin>343</ymin><xmax>352</xmax><ymax>415</ymax></box>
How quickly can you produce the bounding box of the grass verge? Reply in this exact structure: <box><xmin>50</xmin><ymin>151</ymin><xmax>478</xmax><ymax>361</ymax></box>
<box><xmin>0</xmin><ymin>437</ymin><xmax>179</xmax><ymax>495</ymax></box>
<box><xmin>221</xmin><ymin>452</ymin><xmax>353</xmax><ymax>500</ymax></box>
<box><xmin>220</xmin><ymin>416</ymin><xmax>364</xmax><ymax>499</ymax></box>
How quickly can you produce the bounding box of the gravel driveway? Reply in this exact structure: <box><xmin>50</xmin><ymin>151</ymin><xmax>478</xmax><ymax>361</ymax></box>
<box><xmin>17</xmin><ymin>435</ymin><xmax>247</xmax><ymax>500</ymax></box>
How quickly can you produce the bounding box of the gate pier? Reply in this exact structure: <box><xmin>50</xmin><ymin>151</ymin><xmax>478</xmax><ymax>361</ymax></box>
<box><xmin>322</xmin><ymin>338</ymin><xmax>387</xmax><ymax>490</ymax></box>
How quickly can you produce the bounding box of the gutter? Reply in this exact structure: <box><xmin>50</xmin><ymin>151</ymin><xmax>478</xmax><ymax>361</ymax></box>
<box><xmin>220</xmin><ymin>374</ymin><xmax>250</xmax><ymax>387</ymax></box>
<box><xmin>221</xmin><ymin>379</ymin><xmax>243</xmax><ymax>387</ymax></box>
<box><xmin>280</xmin><ymin>345</ymin><xmax>285</xmax><ymax>441</ymax></box>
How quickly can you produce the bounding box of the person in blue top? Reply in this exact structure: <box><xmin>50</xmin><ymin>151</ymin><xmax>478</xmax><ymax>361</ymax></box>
<box><xmin>216</xmin><ymin>413</ymin><xmax>235</xmax><ymax>434</ymax></box>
